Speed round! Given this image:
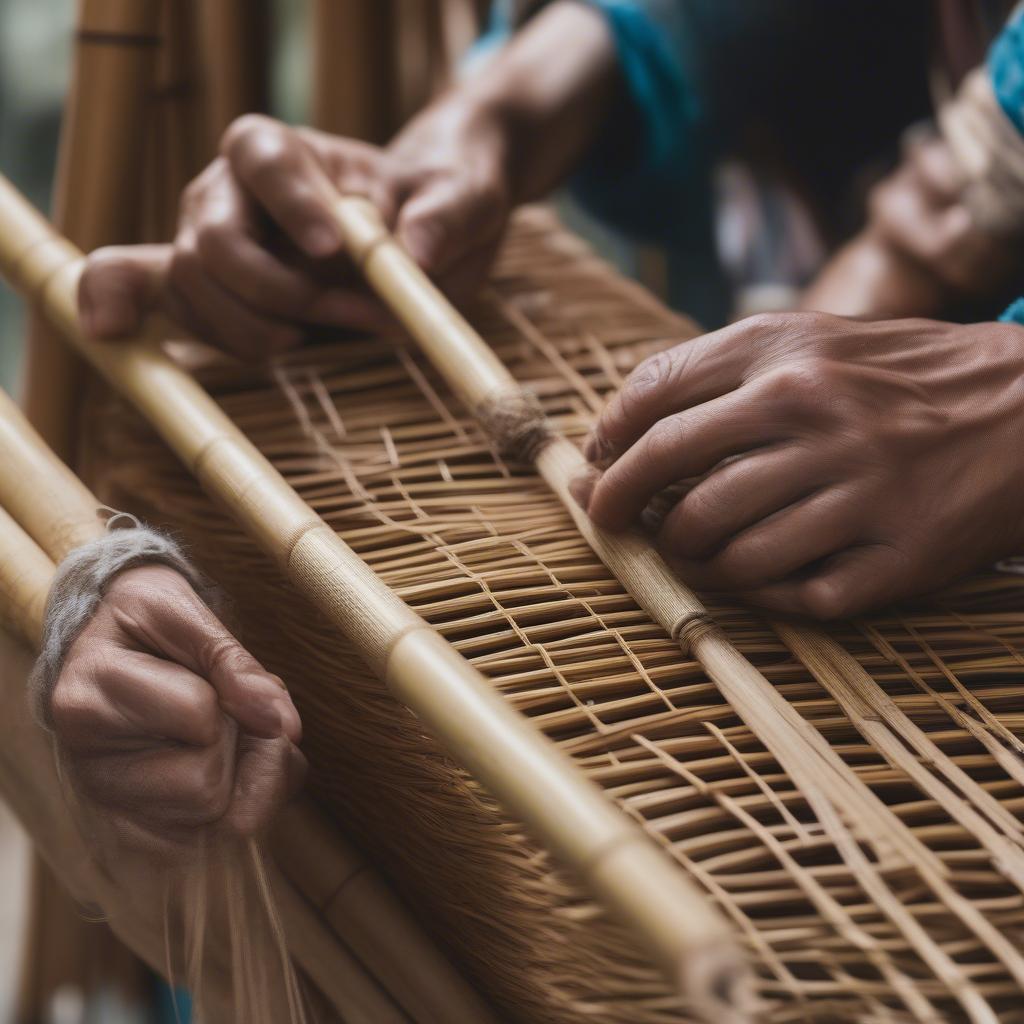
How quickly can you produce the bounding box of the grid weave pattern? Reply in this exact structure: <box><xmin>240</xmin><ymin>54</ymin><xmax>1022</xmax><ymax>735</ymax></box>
<box><xmin>83</xmin><ymin>210</ymin><xmax>1024</xmax><ymax>1024</ymax></box>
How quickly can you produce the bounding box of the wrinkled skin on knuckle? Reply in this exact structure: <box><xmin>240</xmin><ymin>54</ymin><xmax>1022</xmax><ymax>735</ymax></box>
<box><xmin>799</xmin><ymin>576</ymin><xmax>853</xmax><ymax>621</ymax></box>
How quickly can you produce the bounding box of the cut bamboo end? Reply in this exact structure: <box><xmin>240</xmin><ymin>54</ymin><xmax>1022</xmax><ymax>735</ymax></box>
<box><xmin>0</xmin><ymin>173</ymin><xmax>749</xmax><ymax>1016</ymax></box>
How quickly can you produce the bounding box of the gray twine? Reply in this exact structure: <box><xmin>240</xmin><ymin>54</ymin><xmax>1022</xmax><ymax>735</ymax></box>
<box><xmin>29</xmin><ymin>515</ymin><xmax>205</xmax><ymax>730</ymax></box>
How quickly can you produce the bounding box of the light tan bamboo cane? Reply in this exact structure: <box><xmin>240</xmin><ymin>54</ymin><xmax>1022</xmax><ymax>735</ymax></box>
<box><xmin>21</xmin><ymin>0</ymin><xmax>161</xmax><ymax>461</ymax></box>
<box><xmin>0</xmin><ymin>384</ymin><xmax>497</xmax><ymax>1024</ymax></box>
<box><xmin>0</xmin><ymin>175</ymin><xmax>750</xmax><ymax>1022</ymax></box>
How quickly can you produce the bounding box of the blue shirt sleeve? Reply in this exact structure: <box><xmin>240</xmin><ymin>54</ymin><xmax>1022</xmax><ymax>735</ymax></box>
<box><xmin>568</xmin><ymin>1</ymin><xmax>702</xmax><ymax>243</ymax></box>
<box><xmin>467</xmin><ymin>1</ymin><xmax>703</xmax><ymax>244</ymax></box>
<box><xmin>988</xmin><ymin>6</ymin><xmax>1024</xmax><ymax>324</ymax></box>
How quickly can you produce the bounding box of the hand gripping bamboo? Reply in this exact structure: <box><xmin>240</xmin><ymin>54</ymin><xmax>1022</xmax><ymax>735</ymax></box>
<box><xmin>0</xmin><ymin>174</ymin><xmax>750</xmax><ymax>1022</ymax></box>
<box><xmin>0</xmin><ymin>385</ymin><xmax>497</xmax><ymax>1024</ymax></box>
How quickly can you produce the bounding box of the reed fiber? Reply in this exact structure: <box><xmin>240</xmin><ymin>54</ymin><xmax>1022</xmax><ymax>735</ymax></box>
<box><xmin>74</xmin><ymin>208</ymin><xmax>1024</xmax><ymax>1024</ymax></box>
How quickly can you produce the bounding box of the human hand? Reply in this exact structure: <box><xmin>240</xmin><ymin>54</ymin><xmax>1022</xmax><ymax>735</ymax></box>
<box><xmin>866</xmin><ymin>133</ymin><xmax>1018</xmax><ymax>295</ymax></box>
<box><xmin>47</xmin><ymin>564</ymin><xmax>305</xmax><ymax>858</ymax></box>
<box><xmin>78</xmin><ymin>107</ymin><xmax>513</xmax><ymax>359</ymax></box>
<box><xmin>577</xmin><ymin>312</ymin><xmax>1024</xmax><ymax>618</ymax></box>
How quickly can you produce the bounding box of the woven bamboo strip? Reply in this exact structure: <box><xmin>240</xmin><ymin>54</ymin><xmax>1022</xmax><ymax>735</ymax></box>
<box><xmin>0</xmin><ymin>389</ymin><xmax>435</xmax><ymax>1024</ymax></box>
<box><xmin>327</xmin><ymin>195</ymin><xmax>1024</xmax><ymax>1023</ymax></box>
<box><xmin>21</xmin><ymin>0</ymin><xmax>160</xmax><ymax>459</ymax></box>
<box><xmin>0</xmin><ymin>174</ymin><xmax>749</xmax><ymax>1021</ymax></box>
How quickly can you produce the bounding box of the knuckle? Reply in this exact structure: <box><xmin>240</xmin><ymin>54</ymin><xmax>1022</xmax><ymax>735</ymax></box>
<box><xmin>168</xmin><ymin>242</ymin><xmax>203</xmax><ymax>293</ymax></box>
<box><xmin>644</xmin><ymin>413</ymin><xmax>688</xmax><ymax>461</ymax></box>
<box><xmin>193</xmin><ymin>217</ymin><xmax>233</xmax><ymax>261</ymax></box>
<box><xmin>221</xmin><ymin>113</ymin><xmax>276</xmax><ymax>159</ymax></box>
<box><xmin>800</xmin><ymin>577</ymin><xmax>850</xmax><ymax>621</ymax></box>
<box><xmin>760</xmin><ymin>362</ymin><xmax>827</xmax><ymax>405</ymax></box>
<box><xmin>49</xmin><ymin>680</ymin><xmax>94</xmax><ymax>736</ymax></box>
<box><xmin>203</xmin><ymin>633</ymin><xmax>254</xmax><ymax>677</ymax></box>
<box><xmin>628</xmin><ymin>349</ymin><xmax>678</xmax><ymax>398</ymax></box>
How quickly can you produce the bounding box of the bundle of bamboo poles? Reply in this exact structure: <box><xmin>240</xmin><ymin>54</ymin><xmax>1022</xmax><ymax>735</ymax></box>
<box><xmin>0</xmin><ymin>385</ymin><xmax>498</xmax><ymax>1023</ymax></box>
<box><xmin>65</xmin><ymin>206</ymin><xmax>1024</xmax><ymax>1023</ymax></box>
<box><xmin>0</xmin><ymin>176</ymin><xmax>749</xmax><ymax>1022</ymax></box>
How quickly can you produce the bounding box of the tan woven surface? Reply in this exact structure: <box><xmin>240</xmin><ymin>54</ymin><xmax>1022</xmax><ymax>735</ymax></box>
<box><xmin>82</xmin><ymin>209</ymin><xmax>1024</xmax><ymax>1023</ymax></box>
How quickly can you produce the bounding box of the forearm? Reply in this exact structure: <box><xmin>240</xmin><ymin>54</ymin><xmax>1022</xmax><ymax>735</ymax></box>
<box><xmin>388</xmin><ymin>2</ymin><xmax>619</xmax><ymax>205</ymax></box>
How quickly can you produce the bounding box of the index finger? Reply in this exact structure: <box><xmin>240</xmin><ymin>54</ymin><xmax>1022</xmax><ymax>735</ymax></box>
<box><xmin>221</xmin><ymin>114</ymin><xmax>344</xmax><ymax>259</ymax></box>
<box><xmin>584</xmin><ymin>320</ymin><xmax>759</xmax><ymax>465</ymax></box>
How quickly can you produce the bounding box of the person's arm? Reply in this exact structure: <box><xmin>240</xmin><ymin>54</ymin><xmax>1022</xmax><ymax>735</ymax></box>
<box><xmin>78</xmin><ymin>2</ymin><xmax>620</xmax><ymax>358</ymax></box>
<box><xmin>803</xmin><ymin>6</ymin><xmax>1024</xmax><ymax>321</ymax></box>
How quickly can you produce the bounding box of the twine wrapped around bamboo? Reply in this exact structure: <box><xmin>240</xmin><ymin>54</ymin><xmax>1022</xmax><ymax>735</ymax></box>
<box><xmin>0</xmin><ymin>385</ymin><xmax>493</xmax><ymax>1024</ymax></box>
<box><xmin>0</xmin><ymin>174</ymin><xmax>748</xmax><ymax>1021</ymax></box>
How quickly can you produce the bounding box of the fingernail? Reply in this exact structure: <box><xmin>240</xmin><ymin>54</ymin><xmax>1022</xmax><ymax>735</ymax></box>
<box><xmin>90</xmin><ymin>289</ymin><xmax>133</xmax><ymax>337</ymax></box>
<box><xmin>569</xmin><ymin>467</ymin><xmax>599</xmax><ymax>512</ymax></box>
<box><xmin>302</xmin><ymin>223</ymin><xmax>342</xmax><ymax>259</ymax></box>
<box><xmin>400</xmin><ymin>223</ymin><xmax>436</xmax><ymax>269</ymax></box>
<box><xmin>275</xmin><ymin>699</ymin><xmax>302</xmax><ymax>743</ymax></box>
<box><xmin>584</xmin><ymin>432</ymin><xmax>607</xmax><ymax>464</ymax></box>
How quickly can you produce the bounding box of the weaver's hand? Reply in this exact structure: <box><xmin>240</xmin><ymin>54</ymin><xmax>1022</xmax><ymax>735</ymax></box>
<box><xmin>79</xmin><ymin>110</ymin><xmax>513</xmax><ymax>358</ymax></box>
<box><xmin>578</xmin><ymin>313</ymin><xmax>1024</xmax><ymax>618</ymax></box>
<box><xmin>48</xmin><ymin>564</ymin><xmax>305</xmax><ymax>858</ymax></box>
<box><xmin>77</xmin><ymin>3</ymin><xmax>618</xmax><ymax>358</ymax></box>
<box><xmin>803</xmin><ymin>134</ymin><xmax>1020</xmax><ymax>318</ymax></box>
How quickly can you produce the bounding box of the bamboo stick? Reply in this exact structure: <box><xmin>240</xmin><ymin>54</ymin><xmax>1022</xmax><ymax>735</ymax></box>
<box><xmin>311</xmin><ymin>0</ymin><xmax>394</xmax><ymax>143</ymax></box>
<box><xmin>0</xmin><ymin>175</ymin><xmax>749</xmax><ymax>1022</ymax></box>
<box><xmin>197</xmin><ymin>0</ymin><xmax>270</xmax><ymax>154</ymax></box>
<box><xmin>143</xmin><ymin>0</ymin><xmax>206</xmax><ymax>243</ymax></box>
<box><xmin>0</xmin><ymin>385</ymin><xmax>495</xmax><ymax>1024</ymax></box>
<box><xmin>21</xmin><ymin>0</ymin><xmax>161</xmax><ymax>461</ymax></box>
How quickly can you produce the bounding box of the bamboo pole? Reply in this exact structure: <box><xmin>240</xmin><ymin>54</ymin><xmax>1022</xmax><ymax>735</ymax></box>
<box><xmin>0</xmin><ymin>385</ymin><xmax>495</xmax><ymax>1024</ymax></box>
<box><xmin>311</xmin><ymin>0</ymin><xmax>394</xmax><ymax>142</ymax></box>
<box><xmin>21</xmin><ymin>0</ymin><xmax>161</xmax><ymax>461</ymax></box>
<box><xmin>143</xmin><ymin>0</ymin><xmax>206</xmax><ymax>243</ymax></box>
<box><xmin>197</xmin><ymin>0</ymin><xmax>270</xmax><ymax>154</ymax></box>
<box><xmin>0</xmin><ymin>175</ymin><xmax>749</xmax><ymax>1022</ymax></box>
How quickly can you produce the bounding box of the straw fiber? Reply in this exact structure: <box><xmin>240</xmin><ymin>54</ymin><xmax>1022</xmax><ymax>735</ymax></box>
<box><xmin>81</xmin><ymin>209</ymin><xmax>1024</xmax><ymax>1023</ymax></box>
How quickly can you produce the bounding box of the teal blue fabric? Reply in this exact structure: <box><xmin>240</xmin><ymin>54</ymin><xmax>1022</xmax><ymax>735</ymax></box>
<box><xmin>568</xmin><ymin>1</ymin><xmax>700</xmax><ymax>242</ymax></box>
<box><xmin>991</xmin><ymin>6</ymin><xmax>1024</xmax><ymax>322</ymax></box>
<box><xmin>157</xmin><ymin>984</ymin><xmax>192</xmax><ymax>1023</ymax></box>
<box><xmin>989</xmin><ymin>4</ymin><xmax>1024</xmax><ymax>134</ymax></box>
<box><xmin>999</xmin><ymin>295</ymin><xmax>1024</xmax><ymax>324</ymax></box>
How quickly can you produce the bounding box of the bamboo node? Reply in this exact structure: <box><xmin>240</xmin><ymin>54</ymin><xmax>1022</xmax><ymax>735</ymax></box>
<box><xmin>474</xmin><ymin>388</ymin><xmax>552</xmax><ymax>461</ymax></box>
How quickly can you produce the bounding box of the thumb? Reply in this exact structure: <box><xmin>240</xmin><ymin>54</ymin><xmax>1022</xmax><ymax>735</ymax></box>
<box><xmin>396</xmin><ymin>175</ymin><xmax>506</xmax><ymax>275</ymax></box>
<box><xmin>78</xmin><ymin>244</ymin><xmax>171</xmax><ymax>339</ymax></box>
